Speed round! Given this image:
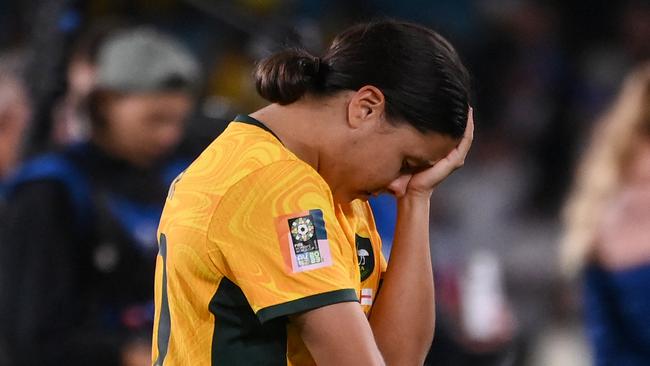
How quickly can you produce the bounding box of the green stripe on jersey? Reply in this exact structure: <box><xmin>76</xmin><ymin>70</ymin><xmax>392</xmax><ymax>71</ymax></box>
<box><xmin>257</xmin><ymin>289</ymin><xmax>359</xmax><ymax>324</ymax></box>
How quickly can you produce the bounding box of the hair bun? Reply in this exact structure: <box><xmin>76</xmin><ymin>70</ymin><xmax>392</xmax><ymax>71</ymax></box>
<box><xmin>254</xmin><ymin>49</ymin><xmax>321</xmax><ymax>105</ymax></box>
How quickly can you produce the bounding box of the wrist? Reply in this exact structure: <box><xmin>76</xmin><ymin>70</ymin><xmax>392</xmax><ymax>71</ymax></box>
<box><xmin>397</xmin><ymin>191</ymin><xmax>431</xmax><ymax>210</ymax></box>
<box><xmin>401</xmin><ymin>188</ymin><xmax>433</xmax><ymax>202</ymax></box>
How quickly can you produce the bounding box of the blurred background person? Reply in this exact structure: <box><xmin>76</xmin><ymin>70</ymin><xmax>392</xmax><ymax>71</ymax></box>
<box><xmin>0</xmin><ymin>27</ymin><xmax>199</xmax><ymax>366</ymax></box>
<box><xmin>0</xmin><ymin>51</ymin><xmax>31</xmax><ymax>366</ymax></box>
<box><xmin>0</xmin><ymin>0</ymin><xmax>647</xmax><ymax>365</ymax></box>
<box><xmin>562</xmin><ymin>63</ymin><xmax>650</xmax><ymax>366</ymax></box>
<box><xmin>0</xmin><ymin>52</ymin><xmax>31</xmax><ymax>201</ymax></box>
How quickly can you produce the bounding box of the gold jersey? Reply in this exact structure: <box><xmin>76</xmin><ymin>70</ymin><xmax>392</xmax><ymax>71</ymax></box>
<box><xmin>152</xmin><ymin>115</ymin><xmax>386</xmax><ymax>365</ymax></box>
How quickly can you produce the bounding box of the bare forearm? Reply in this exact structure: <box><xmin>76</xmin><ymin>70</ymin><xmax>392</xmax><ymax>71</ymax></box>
<box><xmin>296</xmin><ymin>302</ymin><xmax>386</xmax><ymax>366</ymax></box>
<box><xmin>369</xmin><ymin>107</ymin><xmax>473</xmax><ymax>364</ymax></box>
<box><xmin>369</xmin><ymin>194</ymin><xmax>435</xmax><ymax>365</ymax></box>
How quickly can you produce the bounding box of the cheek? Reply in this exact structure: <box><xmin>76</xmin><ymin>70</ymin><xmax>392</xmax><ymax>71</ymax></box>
<box><xmin>121</xmin><ymin>117</ymin><xmax>149</xmax><ymax>142</ymax></box>
<box><xmin>151</xmin><ymin>121</ymin><xmax>184</xmax><ymax>147</ymax></box>
<box><xmin>359</xmin><ymin>160</ymin><xmax>401</xmax><ymax>190</ymax></box>
<box><xmin>106</xmin><ymin>110</ymin><xmax>154</xmax><ymax>150</ymax></box>
<box><xmin>107</xmin><ymin>101</ymin><xmax>138</xmax><ymax>132</ymax></box>
<box><xmin>354</xmin><ymin>148</ymin><xmax>401</xmax><ymax>184</ymax></box>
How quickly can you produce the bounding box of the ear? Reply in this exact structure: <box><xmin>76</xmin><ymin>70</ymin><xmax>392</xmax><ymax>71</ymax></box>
<box><xmin>346</xmin><ymin>85</ymin><xmax>386</xmax><ymax>130</ymax></box>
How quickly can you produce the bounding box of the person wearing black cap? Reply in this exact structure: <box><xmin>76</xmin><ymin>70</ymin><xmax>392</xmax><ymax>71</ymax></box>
<box><xmin>0</xmin><ymin>27</ymin><xmax>200</xmax><ymax>366</ymax></box>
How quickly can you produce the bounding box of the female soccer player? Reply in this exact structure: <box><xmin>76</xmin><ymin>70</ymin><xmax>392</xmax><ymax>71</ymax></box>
<box><xmin>153</xmin><ymin>20</ymin><xmax>473</xmax><ymax>366</ymax></box>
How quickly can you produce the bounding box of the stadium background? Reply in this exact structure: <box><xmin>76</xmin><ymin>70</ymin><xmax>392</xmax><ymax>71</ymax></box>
<box><xmin>0</xmin><ymin>0</ymin><xmax>648</xmax><ymax>365</ymax></box>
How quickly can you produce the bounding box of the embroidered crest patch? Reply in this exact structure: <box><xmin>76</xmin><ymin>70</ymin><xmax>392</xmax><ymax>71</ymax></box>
<box><xmin>275</xmin><ymin>209</ymin><xmax>332</xmax><ymax>273</ymax></box>
<box><xmin>355</xmin><ymin>234</ymin><xmax>375</xmax><ymax>281</ymax></box>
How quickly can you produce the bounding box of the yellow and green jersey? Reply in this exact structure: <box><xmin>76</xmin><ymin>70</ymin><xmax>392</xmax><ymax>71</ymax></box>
<box><xmin>152</xmin><ymin>115</ymin><xmax>386</xmax><ymax>365</ymax></box>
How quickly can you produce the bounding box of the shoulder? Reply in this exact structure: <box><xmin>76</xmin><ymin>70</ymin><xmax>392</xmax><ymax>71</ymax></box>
<box><xmin>6</xmin><ymin>150</ymin><xmax>85</xmax><ymax>196</ymax></box>
<box><xmin>181</xmin><ymin>122</ymin><xmax>307</xmax><ymax>191</ymax></box>
<box><xmin>207</xmin><ymin>121</ymin><xmax>293</xmax><ymax>163</ymax></box>
<box><xmin>182</xmin><ymin>121</ymin><xmax>330</xmax><ymax>204</ymax></box>
<box><xmin>167</xmin><ymin>149</ymin><xmax>333</xmax><ymax>241</ymax></box>
<box><xmin>206</xmin><ymin>160</ymin><xmax>336</xmax><ymax>241</ymax></box>
<box><xmin>4</xmin><ymin>145</ymin><xmax>93</xmax><ymax>221</ymax></box>
<box><xmin>219</xmin><ymin>159</ymin><xmax>332</xmax><ymax>210</ymax></box>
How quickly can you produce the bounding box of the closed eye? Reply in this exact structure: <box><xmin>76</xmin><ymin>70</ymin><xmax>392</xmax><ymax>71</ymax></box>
<box><xmin>400</xmin><ymin>160</ymin><xmax>414</xmax><ymax>174</ymax></box>
<box><xmin>402</xmin><ymin>158</ymin><xmax>435</xmax><ymax>174</ymax></box>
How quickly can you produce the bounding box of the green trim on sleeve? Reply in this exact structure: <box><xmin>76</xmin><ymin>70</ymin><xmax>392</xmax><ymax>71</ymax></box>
<box><xmin>257</xmin><ymin>288</ymin><xmax>359</xmax><ymax>324</ymax></box>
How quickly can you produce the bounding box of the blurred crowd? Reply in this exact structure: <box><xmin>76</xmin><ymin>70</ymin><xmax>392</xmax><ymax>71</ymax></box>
<box><xmin>0</xmin><ymin>1</ymin><xmax>648</xmax><ymax>366</ymax></box>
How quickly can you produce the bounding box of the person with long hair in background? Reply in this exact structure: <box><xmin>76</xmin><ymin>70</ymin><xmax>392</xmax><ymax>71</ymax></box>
<box><xmin>562</xmin><ymin>63</ymin><xmax>650</xmax><ymax>366</ymax></box>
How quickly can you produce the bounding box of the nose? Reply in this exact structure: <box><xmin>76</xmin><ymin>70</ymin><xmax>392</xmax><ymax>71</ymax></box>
<box><xmin>386</xmin><ymin>174</ymin><xmax>412</xmax><ymax>197</ymax></box>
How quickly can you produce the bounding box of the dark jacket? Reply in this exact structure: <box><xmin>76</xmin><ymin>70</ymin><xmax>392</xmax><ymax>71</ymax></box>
<box><xmin>0</xmin><ymin>143</ymin><xmax>187</xmax><ymax>366</ymax></box>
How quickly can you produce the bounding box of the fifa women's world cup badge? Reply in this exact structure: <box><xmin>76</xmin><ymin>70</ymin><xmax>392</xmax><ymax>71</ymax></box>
<box><xmin>275</xmin><ymin>209</ymin><xmax>333</xmax><ymax>273</ymax></box>
<box><xmin>289</xmin><ymin>217</ymin><xmax>321</xmax><ymax>266</ymax></box>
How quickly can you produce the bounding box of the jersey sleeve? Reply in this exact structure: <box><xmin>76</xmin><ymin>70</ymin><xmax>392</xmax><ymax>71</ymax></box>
<box><xmin>207</xmin><ymin>160</ymin><xmax>359</xmax><ymax>323</ymax></box>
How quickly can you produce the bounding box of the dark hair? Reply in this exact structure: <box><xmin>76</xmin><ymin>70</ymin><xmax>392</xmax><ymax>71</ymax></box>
<box><xmin>70</xmin><ymin>22</ymin><xmax>122</xmax><ymax>64</ymax></box>
<box><xmin>86</xmin><ymin>89</ymin><xmax>116</xmax><ymax>131</ymax></box>
<box><xmin>255</xmin><ymin>20</ymin><xmax>471</xmax><ymax>138</ymax></box>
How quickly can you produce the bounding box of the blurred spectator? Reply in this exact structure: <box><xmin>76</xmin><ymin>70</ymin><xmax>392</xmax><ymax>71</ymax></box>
<box><xmin>0</xmin><ymin>27</ymin><xmax>199</xmax><ymax>366</ymax></box>
<box><xmin>0</xmin><ymin>1</ymin><xmax>646</xmax><ymax>365</ymax></box>
<box><xmin>562</xmin><ymin>63</ymin><xmax>650</xmax><ymax>365</ymax></box>
<box><xmin>0</xmin><ymin>52</ymin><xmax>31</xmax><ymax>193</ymax></box>
<box><xmin>0</xmin><ymin>53</ymin><xmax>31</xmax><ymax>365</ymax></box>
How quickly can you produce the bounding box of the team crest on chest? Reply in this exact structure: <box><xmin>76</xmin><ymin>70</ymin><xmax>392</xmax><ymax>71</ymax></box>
<box><xmin>355</xmin><ymin>234</ymin><xmax>375</xmax><ymax>281</ymax></box>
<box><xmin>275</xmin><ymin>209</ymin><xmax>332</xmax><ymax>273</ymax></box>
